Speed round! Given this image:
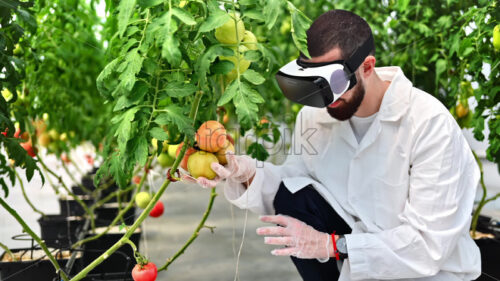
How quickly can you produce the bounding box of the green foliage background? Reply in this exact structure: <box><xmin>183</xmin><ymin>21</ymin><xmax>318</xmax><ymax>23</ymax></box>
<box><xmin>0</xmin><ymin>0</ymin><xmax>499</xmax><ymax>191</ymax></box>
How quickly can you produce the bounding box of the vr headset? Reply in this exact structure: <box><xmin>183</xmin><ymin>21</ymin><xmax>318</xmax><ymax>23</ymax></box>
<box><xmin>275</xmin><ymin>34</ymin><xmax>375</xmax><ymax>108</ymax></box>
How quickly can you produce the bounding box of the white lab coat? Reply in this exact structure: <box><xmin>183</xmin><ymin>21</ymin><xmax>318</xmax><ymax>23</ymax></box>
<box><xmin>223</xmin><ymin>66</ymin><xmax>481</xmax><ymax>280</ymax></box>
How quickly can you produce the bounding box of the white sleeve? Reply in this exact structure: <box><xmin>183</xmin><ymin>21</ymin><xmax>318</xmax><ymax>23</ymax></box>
<box><xmin>345</xmin><ymin>114</ymin><xmax>480</xmax><ymax>280</ymax></box>
<box><xmin>223</xmin><ymin>109</ymin><xmax>311</xmax><ymax>215</ymax></box>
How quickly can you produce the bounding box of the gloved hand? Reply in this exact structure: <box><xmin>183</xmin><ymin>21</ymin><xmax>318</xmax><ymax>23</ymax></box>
<box><xmin>256</xmin><ymin>214</ymin><xmax>332</xmax><ymax>260</ymax></box>
<box><xmin>181</xmin><ymin>151</ymin><xmax>256</xmax><ymax>188</ymax></box>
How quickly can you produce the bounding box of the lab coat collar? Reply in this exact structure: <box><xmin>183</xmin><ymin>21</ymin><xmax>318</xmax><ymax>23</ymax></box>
<box><xmin>316</xmin><ymin>66</ymin><xmax>412</xmax><ymax>124</ymax></box>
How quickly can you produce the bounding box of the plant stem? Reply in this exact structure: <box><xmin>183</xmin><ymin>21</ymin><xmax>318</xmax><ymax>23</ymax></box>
<box><xmin>0</xmin><ymin>197</ymin><xmax>69</xmax><ymax>281</ymax></box>
<box><xmin>61</xmin><ymin>160</ymin><xmax>91</xmax><ymax>194</ymax></box>
<box><xmin>72</xmin><ymin>158</ymin><xmax>152</xmax><ymax>248</ymax></box>
<box><xmin>14</xmin><ymin>169</ymin><xmax>45</xmax><ymax>217</ymax></box>
<box><xmin>69</xmin><ymin>91</ymin><xmax>203</xmax><ymax>280</ymax></box>
<box><xmin>158</xmin><ymin>187</ymin><xmax>218</xmax><ymax>271</ymax></box>
<box><xmin>91</xmin><ymin>185</ymin><xmax>134</xmax><ymax>210</ymax></box>
<box><xmin>471</xmin><ymin>150</ymin><xmax>487</xmax><ymax>237</ymax></box>
<box><xmin>0</xmin><ymin>242</ymin><xmax>17</xmax><ymax>261</ymax></box>
<box><xmin>38</xmin><ymin>155</ymin><xmax>96</xmax><ymax>231</ymax></box>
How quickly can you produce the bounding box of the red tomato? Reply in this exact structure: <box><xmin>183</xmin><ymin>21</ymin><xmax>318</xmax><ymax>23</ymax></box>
<box><xmin>132</xmin><ymin>262</ymin><xmax>157</xmax><ymax>281</ymax></box>
<box><xmin>61</xmin><ymin>154</ymin><xmax>71</xmax><ymax>164</ymax></box>
<box><xmin>14</xmin><ymin>129</ymin><xmax>29</xmax><ymax>141</ymax></box>
<box><xmin>149</xmin><ymin>201</ymin><xmax>164</xmax><ymax>218</ymax></box>
<box><xmin>1</xmin><ymin>128</ymin><xmax>7</xmax><ymax>136</ymax></box>
<box><xmin>85</xmin><ymin>154</ymin><xmax>94</xmax><ymax>165</ymax></box>
<box><xmin>133</xmin><ymin>176</ymin><xmax>141</xmax><ymax>185</ymax></box>
<box><xmin>21</xmin><ymin>142</ymin><xmax>37</xmax><ymax>157</ymax></box>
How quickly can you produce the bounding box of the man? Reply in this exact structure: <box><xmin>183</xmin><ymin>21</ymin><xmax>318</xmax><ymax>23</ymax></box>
<box><xmin>185</xmin><ymin>9</ymin><xmax>481</xmax><ymax>281</ymax></box>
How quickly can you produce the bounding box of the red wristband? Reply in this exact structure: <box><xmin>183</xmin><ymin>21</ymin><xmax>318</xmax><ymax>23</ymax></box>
<box><xmin>332</xmin><ymin>231</ymin><xmax>340</xmax><ymax>261</ymax></box>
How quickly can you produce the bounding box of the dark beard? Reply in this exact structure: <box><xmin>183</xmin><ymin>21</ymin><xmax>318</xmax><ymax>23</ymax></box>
<box><xmin>326</xmin><ymin>82</ymin><xmax>365</xmax><ymax>121</ymax></box>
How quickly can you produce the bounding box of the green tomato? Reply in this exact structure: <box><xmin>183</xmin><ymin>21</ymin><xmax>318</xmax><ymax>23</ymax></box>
<box><xmin>135</xmin><ymin>192</ymin><xmax>151</xmax><ymax>209</ymax></box>
<box><xmin>151</xmin><ymin>138</ymin><xmax>158</xmax><ymax>150</ymax></box>
<box><xmin>187</xmin><ymin>151</ymin><xmax>219</xmax><ymax>180</ymax></box>
<box><xmin>242</xmin><ymin>30</ymin><xmax>258</xmax><ymax>50</ymax></box>
<box><xmin>215</xmin><ymin>13</ymin><xmax>245</xmax><ymax>44</ymax></box>
<box><xmin>59</xmin><ymin>133</ymin><xmax>68</xmax><ymax>142</ymax></box>
<box><xmin>493</xmin><ymin>24</ymin><xmax>500</xmax><ymax>52</ymax></box>
<box><xmin>1</xmin><ymin>89</ymin><xmax>13</xmax><ymax>102</ymax></box>
<box><xmin>220</xmin><ymin>45</ymin><xmax>251</xmax><ymax>81</ymax></box>
<box><xmin>167</xmin><ymin>144</ymin><xmax>179</xmax><ymax>159</ymax></box>
<box><xmin>13</xmin><ymin>44</ymin><xmax>23</xmax><ymax>56</ymax></box>
<box><xmin>157</xmin><ymin>152</ymin><xmax>175</xmax><ymax>167</ymax></box>
<box><xmin>48</xmin><ymin>129</ymin><xmax>59</xmax><ymax>141</ymax></box>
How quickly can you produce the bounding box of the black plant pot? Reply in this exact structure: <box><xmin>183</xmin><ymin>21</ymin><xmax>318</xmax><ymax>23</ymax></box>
<box><xmin>98</xmin><ymin>183</ymin><xmax>126</xmax><ymax>203</ymax></box>
<box><xmin>59</xmin><ymin>195</ymin><xmax>94</xmax><ymax>217</ymax></box>
<box><xmin>81</xmin><ymin>175</ymin><xmax>97</xmax><ymax>192</ymax></box>
<box><xmin>82</xmin><ymin>227</ymin><xmax>141</xmax><ymax>274</ymax></box>
<box><xmin>474</xmin><ymin>215</ymin><xmax>500</xmax><ymax>281</ymax></box>
<box><xmin>95</xmin><ymin>203</ymin><xmax>136</xmax><ymax>227</ymax></box>
<box><xmin>38</xmin><ymin>215</ymin><xmax>85</xmax><ymax>248</ymax></box>
<box><xmin>0</xmin><ymin>248</ymin><xmax>83</xmax><ymax>281</ymax></box>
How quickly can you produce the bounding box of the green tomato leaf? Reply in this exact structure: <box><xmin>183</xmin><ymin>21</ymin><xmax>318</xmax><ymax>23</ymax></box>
<box><xmin>117</xmin><ymin>0</ymin><xmax>136</xmax><ymax>38</ymax></box>
<box><xmin>171</xmin><ymin>7</ymin><xmax>196</xmax><ymax>25</ymax></box>
<box><xmin>162</xmin><ymin>82</ymin><xmax>197</xmax><ymax>98</ymax></box>
<box><xmin>134</xmin><ymin>136</ymin><xmax>148</xmax><ymax>166</ymax></box>
<box><xmin>210</xmin><ymin>60</ymin><xmax>235</xmax><ymax>74</ymax></box>
<box><xmin>154</xmin><ymin>105</ymin><xmax>194</xmax><ymax>138</ymax></box>
<box><xmin>159</xmin><ymin>12</ymin><xmax>182</xmax><ymax>67</ymax></box>
<box><xmin>233</xmin><ymin>81</ymin><xmax>264</xmax><ymax>129</ymax></box>
<box><xmin>149</xmin><ymin>127</ymin><xmax>169</xmax><ymax>141</ymax></box>
<box><xmin>397</xmin><ymin>0</ymin><xmax>410</xmax><ymax>12</ymax></box>
<box><xmin>115</xmin><ymin>107</ymin><xmax>140</xmax><ymax>154</ymax></box>
<box><xmin>96</xmin><ymin>57</ymin><xmax>121</xmax><ymax>99</ymax></box>
<box><xmin>242</xmin><ymin>69</ymin><xmax>265</xmax><ymax>85</ymax></box>
<box><xmin>217</xmin><ymin>79</ymin><xmax>238</xmax><ymax>106</ymax></box>
<box><xmin>198</xmin><ymin>0</ymin><xmax>231</xmax><ymax>33</ymax></box>
<box><xmin>247</xmin><ymin>142</ymin><xmax>269</xmax><ymax>161</ymax></box>
<box><xmin>435</xmin><ymin>59</ymin><xmax>447</xmax><ymax>86</ymax></box>
<box><xmin>112</xmin><ymin>49</ymin><xmax>144</xmax><ymax>98</ymax></box>
<box><xmin>244</xmin><ymin>10</ymin><xmax>266</xmax><ymax>22</ymax></box>
<box><xmin>137</xmin><ymin>0</ymin><xmax>163</xmax><ymax>8</ymax></box>
<box><xmin>287</xmin><ymin>1</ymin><xmax>312</xmax><ymax>59</ymax></box>
<box><xmin>195</xmin><ymin>45</ymin><xmax>234</xmax><ymax>87</ymax></box>
<box><xmin>264</xmin><ymin>0</ymin><xmax>281</xmax><ymax>30</ymax></box>
<box><xmin>243</xmin><ymin>50</ymin><xmax>262</xmax><ymax>62</ymax></box>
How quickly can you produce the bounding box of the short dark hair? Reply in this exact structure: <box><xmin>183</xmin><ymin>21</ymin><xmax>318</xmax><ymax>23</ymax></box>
<box><xmin>300</xmin><ymin>10</ymin><xmax>375</xmax><ymax>60</ymax></box>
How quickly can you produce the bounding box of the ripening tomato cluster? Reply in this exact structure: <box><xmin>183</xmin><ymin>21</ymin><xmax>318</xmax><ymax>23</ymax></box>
<box><xmin>176</xmin><ymin>120</ymin><xmax>235</xmax><ymax>181</ymax></box>
<box><xmin>214</xmin><ymin>12</ymin><xmax>258</xmax><ymax>82</ymax></box>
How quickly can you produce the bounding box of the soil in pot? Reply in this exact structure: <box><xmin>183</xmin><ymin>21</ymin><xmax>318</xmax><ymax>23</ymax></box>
<box><xmin>38</xmin><ymin>215</ymin><xmax>85</xmax><ymax>248</ymax></box>
<box><xmin>82</xmin><ymin>226</ymin><xmax>141</xmax><ymax>274</ymax></box>
<box><xmin>0</xmin><ymin>248</ymin><xmax>83</xmax><ymax>281</ymax></box>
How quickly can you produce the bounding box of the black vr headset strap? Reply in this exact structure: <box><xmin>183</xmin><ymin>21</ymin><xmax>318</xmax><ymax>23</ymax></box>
<box><xmin>343</xmin><ymin>33</ymin><xmax>375</xmax><ymax>75</ymax></box>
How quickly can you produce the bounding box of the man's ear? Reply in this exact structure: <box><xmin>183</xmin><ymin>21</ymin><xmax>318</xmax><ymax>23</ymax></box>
<box><xmin>360</xmin><ymin>55</ymin><xmax>376</xmax><ymax>78</ymax></box>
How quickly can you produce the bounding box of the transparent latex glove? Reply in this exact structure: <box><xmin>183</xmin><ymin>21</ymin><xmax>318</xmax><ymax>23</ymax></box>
<box><xmin>181</xmin><ymin>151</ymin><xmax>256</xmax><ymax>188</ymax></box>
<box><xmin>256</xmin><ymin>214</ymin><xmax>332</xmax><ymax>260</ymax></box>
